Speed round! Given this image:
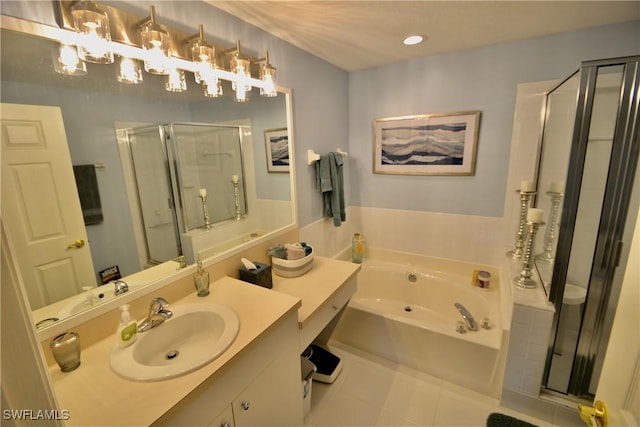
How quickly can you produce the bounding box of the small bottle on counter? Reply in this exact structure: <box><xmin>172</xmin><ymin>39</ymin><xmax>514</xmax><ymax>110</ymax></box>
<box><xmin>352</xmin><ymin>233</ymin><xmax>364</xmax><ymax>264</ymax></box>
<box><xmin>194</xmin><ymin>259</ymin><xmax>210</xmax><ymax>297</ymax></box>
<box><xmin>116</xmin><ymin>304</ymin><xmax>137</xmax><ymax>348</ymax></box>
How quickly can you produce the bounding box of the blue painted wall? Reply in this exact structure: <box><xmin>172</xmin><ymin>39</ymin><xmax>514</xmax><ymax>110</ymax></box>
<box><xmin>1</xmin><ymin>0</ymin><xmax>350</xmax><ymax>229</ymax></box>
<box><xmin>2</xmin><ymin>1</ymin><xmax>638</xmax><ymax>224</ymax></box>
<box><xmin>348</xmin><ymin>20</ymin><xmax>640</xmax><ymax>218</ymax></box>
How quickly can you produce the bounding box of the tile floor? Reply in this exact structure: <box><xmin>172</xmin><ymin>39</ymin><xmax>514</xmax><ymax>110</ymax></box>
<box><xmin>304</xmin><ymin>342</ymin><xmax>558</xmax><ymax>427</ymax></box>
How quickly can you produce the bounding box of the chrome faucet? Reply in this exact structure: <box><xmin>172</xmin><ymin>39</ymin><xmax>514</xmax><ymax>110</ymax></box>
<box><xmin>137</xmin><ymin>297</ymin><xmax>173</xmax><ymax>333</ymax></box>
<box><xmin>113</xmin><ymin>280</ymin><xmax>129</xmax><ymax>296</ymax></box>
<box><xmin>454</xmin><ymin>302</ymin><xmax>478</xmax><ymax>331</ymax></box>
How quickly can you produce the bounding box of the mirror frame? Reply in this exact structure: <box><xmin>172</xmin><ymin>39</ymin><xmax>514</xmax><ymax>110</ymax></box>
<box><xmin>0</xmin><ymin>14</ymin><xmax>298</xmax><ymax>341</ymax></box>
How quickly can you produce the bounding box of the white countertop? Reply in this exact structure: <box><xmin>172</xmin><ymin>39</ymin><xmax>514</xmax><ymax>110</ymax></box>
<box><xmin>48</xmin><ymin>276</ymin><xmax>301</xmax><ymax>427</ymax></box>
<box><xmin>271</xmin><ymin>256</ymin><xmax>361</xmax><ymax>328</ymax></box>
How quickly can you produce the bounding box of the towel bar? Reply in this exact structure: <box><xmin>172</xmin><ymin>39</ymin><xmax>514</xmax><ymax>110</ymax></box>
<box><xmin>307</xmin><ymin>148</ymin><xmax>348</xmax><ymax>165</ymax></box>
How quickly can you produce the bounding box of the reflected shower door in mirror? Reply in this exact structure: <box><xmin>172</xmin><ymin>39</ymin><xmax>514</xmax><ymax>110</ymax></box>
<box><xmin>126</xmin><ymin>125</ymin><xmax>181</xmax><ymax>265</ymax></box>
<box><xmin>169</xmin><ymin>124</ymin><xmax>246</xmax><ymax>230</ymax></box>
<box><xmin>0</xmin><ymin>23</ymin><xmax>295</xmax><ymax>329</ymax></box>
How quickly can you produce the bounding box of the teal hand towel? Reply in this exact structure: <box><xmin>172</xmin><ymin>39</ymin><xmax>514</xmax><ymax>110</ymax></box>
<box><xmin>315</xmin><ymin>152</ymin><xmax>345</xmax><ymax>227</ymax></box>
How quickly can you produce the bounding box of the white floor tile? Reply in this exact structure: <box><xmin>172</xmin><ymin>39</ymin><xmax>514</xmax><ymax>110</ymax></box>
<box><xmin>433</xmin><ymin>388</ymin><xmax>498</xmax><ymax>426</ymax></box>
<box><xmin>382</xmin><ymin>371</ymin><xmax>440</xmax><ymax>426</ymax></box>
<box><xmin>307</xmin><ymin>389</ymin><xmax>381</xmax><ymax>426</ymax></box>
<box><xmin>375</xmin><ymin>409</ymin><xmax>418</xmax><ymax>426</ymax></box>
<box><xmin>339</xmin><ymin>359</ymin><xmax>396</xmax><ymax>407</ymax></box>
<box><xmin>305</xmin><ymin>345</ymin><xmax>550</xmax><ymax>427</ymax></box>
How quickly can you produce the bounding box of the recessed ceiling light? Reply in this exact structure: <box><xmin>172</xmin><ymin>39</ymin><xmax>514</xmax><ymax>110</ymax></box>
<box><xmin>403</xmin><ymin>35</ymin><xmax>425</xmax><ymax>46</ymax></box>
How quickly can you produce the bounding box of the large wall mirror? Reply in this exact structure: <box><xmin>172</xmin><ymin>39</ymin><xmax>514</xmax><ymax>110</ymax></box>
<box><xmin>1</xmin><ymin>18</ymin><xmax>296</xmax><ymax>333</ymax></box>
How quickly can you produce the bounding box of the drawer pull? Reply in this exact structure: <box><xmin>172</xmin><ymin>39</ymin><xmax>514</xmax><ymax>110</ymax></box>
<box><xmin>332</xmin><ymin>304</ymin><xmax>338</xmax><ymax>310</ymax></box>
<box><xmin>241</xmin><ymin>401</ymin><xmax>250</xmax><ymax>411</ymax></box>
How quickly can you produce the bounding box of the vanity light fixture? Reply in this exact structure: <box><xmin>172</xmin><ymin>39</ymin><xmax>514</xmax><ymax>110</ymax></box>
<box><xmin>203</xmin><ymin>80</ymin><xmax>223</xmax><ymax>98</ymax></box>
<box><xmin>53</xmin><ymin>43</ymin><xmax>88</xmax><ymax>76</ymax></box>
<box><xmin>138</xmin><ymin>5</ymin><xmax>171</xmax><ymax>75</ymax></box>
<box><xmin>53</xmin><ymin>1</ymin><xmax>279</xmax><ymax>101</ymax></box>
<box><xmin>188</xmin><ymin>25</ymin><xmax>216</xmax><ymax>84</ymax></box>
<box><xmin>165</xmin><ymin>67</ymin><xmax>187</xmax><ymax>92</ymax></box>
<box><xmin>256</xmin><ymin>51</ymin><xmax>277</xmax><ymax>97</ymax></box>
<box><xmin>403</xmin><ymin>35</ymin><xmax>425</xmax><ymax>46</ymax></box>
<box><xmin>116</xmin><ymin>56</ymin><xmax>143</xmax><ymax>84</ymax></box>
<box><xmin>226</xmin><ymin>41</ymin><xmax>252</xmax><ymax>102</ymax></box>
<box><xmin>70</xmin><ymin>0</ymin><xmax>114</xmax><ymax>64</ymax></box>
<box><xmin>187</xmin><ymin>25</ymin><xmax>222</xmax><ymax>97</ymax></box>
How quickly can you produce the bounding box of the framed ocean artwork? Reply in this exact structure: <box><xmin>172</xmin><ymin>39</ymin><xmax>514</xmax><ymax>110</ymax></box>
<box><xmin>264</xmin><ymin>127</ymin><xmax>290</xmax><ymax>172</ymax></box>
<box><xmin>373</xmin><ymin>111</ymin><xmax>481</xmax><ymax>176</ymax></box>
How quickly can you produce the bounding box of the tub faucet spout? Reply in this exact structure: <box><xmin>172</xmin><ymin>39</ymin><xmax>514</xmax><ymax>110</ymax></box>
<box><xmin>454</xmin><ymin>302</ymin><xmax>478</xmax><ymax>331</ymax></box>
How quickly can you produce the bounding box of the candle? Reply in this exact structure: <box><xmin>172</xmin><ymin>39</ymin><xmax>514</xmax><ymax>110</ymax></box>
<box><xmin>199</xmin><ymin>188</ymin><xmax>207</xmax><ymax>198</ymax></box>
<box><xmin>549</xmin><ymin>181</ymin><xmax>564</xmax><ymax>193</ymax></box>
<box><xmin>520</xmin><ymin>181</ymin><xmax>535</xmax><ymax>192</ymax></box>
<box><xmin>527</xmin><ymin>208</ymin><xmax>544</xmax><ymax>223</ymax></box>
<box><xmin>232</xmin><ymin>175</ymin><xmax>239</xmax><ymax>183</ymax></box>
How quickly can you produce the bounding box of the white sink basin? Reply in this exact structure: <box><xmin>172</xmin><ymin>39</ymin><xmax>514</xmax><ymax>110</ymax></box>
<box><xmin>110</xmin><ymin>302</ymin><xmax>240</xmax><ymax>381</ymax></box>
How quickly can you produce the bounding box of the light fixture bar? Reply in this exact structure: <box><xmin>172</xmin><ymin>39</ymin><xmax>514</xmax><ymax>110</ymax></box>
<box><xmin>50</xmin><ymin>1</ymin><xmax>277</xmax><ymax>94</ymax></box>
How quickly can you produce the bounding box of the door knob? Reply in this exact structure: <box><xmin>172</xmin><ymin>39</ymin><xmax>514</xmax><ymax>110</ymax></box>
<box><xmin>578</xmin><ymin>400</ymin><xmax>607</xmax><ymax>427</ymax></box>
<box><xmin>67</xmin><ymin>239</ymin><xmax>86</xmax><ymax>249</ymax></box>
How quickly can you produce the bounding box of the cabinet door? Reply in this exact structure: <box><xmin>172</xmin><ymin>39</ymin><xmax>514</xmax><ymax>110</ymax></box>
<box><xmin>207</xmin><ymin>405</ymin><xmax>234</xmax><ymax>427</ymax></box>
<box><xmin>232</xmin><ymin>353</ymin><xmax>302</xmax><ymax>426</ymax></box>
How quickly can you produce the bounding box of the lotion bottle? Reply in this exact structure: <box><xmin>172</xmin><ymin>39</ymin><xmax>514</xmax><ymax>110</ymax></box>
<box><xmin>194</xmin><ymin>259</ymin><xmax>210</xmax><ymax>297</ymax></box>
<box><xmin>117</xmin><ymin>304</ymin><xmax>137</xmax><ymax>348</ymax></box>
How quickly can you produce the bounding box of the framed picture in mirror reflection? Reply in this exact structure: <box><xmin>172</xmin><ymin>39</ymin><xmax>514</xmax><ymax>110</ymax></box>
<box><xmin>264</xmin><ymin>128</ymin><xmax>290</xmax><ymax>173</ymax></box>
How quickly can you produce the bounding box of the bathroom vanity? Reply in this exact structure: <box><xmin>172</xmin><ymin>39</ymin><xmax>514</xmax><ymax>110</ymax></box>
<box><xmin>49</xmin><ymin>277</ymin><xmax>302</xmax><ymax>427</ymax></box>
<box><xmin>47</xmin><ymin>257</ymin><xmax>360</xmax><ymax>426</ymax></box>
<box><xmin>272</xmin><ymin>256</ymin><xmax>360</xmax><ymax>352</ymax></box>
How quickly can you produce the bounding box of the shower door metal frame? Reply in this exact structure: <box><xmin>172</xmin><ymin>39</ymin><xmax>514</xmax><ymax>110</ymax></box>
<box><xmin>126</xmin><ymin>125</ymin><xmax>183</xmax><ymax>265</ymax></box>
<box><xmin>543</xmin><ymin>55</ymin><xmax>640</xmax><ymax>399</ymax></box>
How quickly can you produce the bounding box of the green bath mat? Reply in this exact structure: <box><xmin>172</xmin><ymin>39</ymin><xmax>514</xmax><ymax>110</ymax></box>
<box><xmin>486</xmin><ymin>412</ymin><xmax>538</xmax><ymax>427</ymax></box>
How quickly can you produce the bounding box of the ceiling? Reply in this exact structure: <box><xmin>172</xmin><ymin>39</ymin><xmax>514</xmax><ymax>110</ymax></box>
<box><xmin>209</xmin><ymin>1</ymin><xmax>640</xmax><ymax>72</ymax></box>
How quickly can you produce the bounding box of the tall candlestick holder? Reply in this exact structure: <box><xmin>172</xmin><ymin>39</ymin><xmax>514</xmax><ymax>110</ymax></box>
<box><xmin>199</xmin><ymin>194</ymin><xmax>213</xmax><ymax>230</ymax></box>
<box><xmin>506</xmin><ymin>189</ymin><xmax>536</xmax><ymax>259</ymax></box>
<box><xmin>536</xmin><ymin>190</ymin><xmax>564</xmax><ymax>263</ymax></box>
<box><xmin>232</xmin><ymin>178</ymin><xmax>241</xmax><ymax>221</ymax></box>
<box><xmin>513</xmin><ymin>220</ymin><xmax>544</xmax><ymax>289</ymax></box>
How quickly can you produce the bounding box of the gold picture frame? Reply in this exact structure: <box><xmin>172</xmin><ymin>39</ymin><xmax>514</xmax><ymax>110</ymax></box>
<box><xmin>373</xmin><ymin>111</ymin><xmax>481</xmax><ymax>176</ymax></box>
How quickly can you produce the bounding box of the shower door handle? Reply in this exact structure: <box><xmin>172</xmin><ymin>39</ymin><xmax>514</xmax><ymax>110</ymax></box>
<box><xmin>612</xmin><ymin>240</ymin><xmax>623</xmax><ymax>267</ymax></box>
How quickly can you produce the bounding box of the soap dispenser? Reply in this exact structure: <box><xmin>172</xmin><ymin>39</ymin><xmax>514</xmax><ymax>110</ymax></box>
<box><xmin>116</xmin><ymin>304</ymin><xmax>137</xmax><ymax>348</ymax></box>
<box><xmin>194</xmin><ymin>259</ymin><xmax>210</xmax><ymax>297</ymax></box>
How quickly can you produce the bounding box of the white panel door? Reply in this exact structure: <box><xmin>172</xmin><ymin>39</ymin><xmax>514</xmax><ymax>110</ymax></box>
<box><xmin>1</xmin><ymin>103</ymin><xmax>96</xmax><ymax>310</ymax></box>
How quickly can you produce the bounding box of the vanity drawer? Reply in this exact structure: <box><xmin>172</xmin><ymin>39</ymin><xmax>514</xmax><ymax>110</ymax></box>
<box><xmin>299</xmin><ymin>276</ymin><xmax>357</xmax><ymax>351</ymax></box>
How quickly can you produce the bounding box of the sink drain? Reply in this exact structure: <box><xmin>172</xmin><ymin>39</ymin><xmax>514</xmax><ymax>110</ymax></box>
<box><xmin>165</xmin><ymin>350</ymin><xmax>179</xmax><ymax>360</ymax></box>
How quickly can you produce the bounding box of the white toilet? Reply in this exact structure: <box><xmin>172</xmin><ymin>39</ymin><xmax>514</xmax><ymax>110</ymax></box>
<box><xmin>563</xmin><ymin>283</ymin><xmax>587</xmax><ymax>306</ymax></box>
<box><xmin>554</xmin><ymin>283</ymin><xmax>587</xmax><ymax>355</ymax></box>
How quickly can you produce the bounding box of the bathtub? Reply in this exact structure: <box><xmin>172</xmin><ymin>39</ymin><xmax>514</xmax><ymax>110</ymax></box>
<box><xmin>332</xmin><ymin>249</ymin><xmax>509</xmax><ymax>397</ymax></box>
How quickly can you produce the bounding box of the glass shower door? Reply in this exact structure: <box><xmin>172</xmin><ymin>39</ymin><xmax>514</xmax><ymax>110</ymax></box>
<box><xmin>543</xmin><ymin>57</ymin><xmax>640</xmax><ymax>399</ymax></box>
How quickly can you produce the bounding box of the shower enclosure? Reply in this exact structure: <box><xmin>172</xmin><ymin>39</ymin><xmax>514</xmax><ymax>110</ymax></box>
<box><xmin>125</xmin><ymin>123</ymin><xmax>246</xmax><ymax>266</ymax></box>
<box><xmin>535</xmin><ymin>56</ymin><xmax>639</xmax><ymax>400</ymax></box>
